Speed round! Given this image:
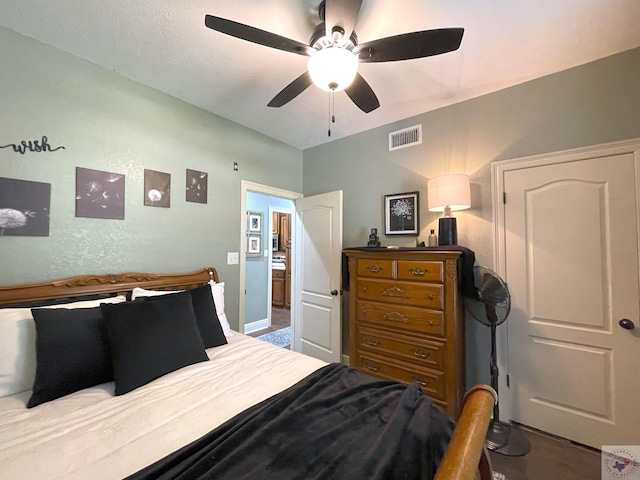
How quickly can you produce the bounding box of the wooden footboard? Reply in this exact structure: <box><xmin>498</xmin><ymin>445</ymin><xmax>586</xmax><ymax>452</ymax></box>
<box><xmin>435</xmin><ymin>384</ymin><xmax>497</xmax><ymax>480</ymax></box>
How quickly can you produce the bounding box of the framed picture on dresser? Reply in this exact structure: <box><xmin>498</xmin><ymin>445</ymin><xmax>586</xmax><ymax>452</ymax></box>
<box><xmin>384</xmin><ymin>191</ymin><xmax>419</xmax><ymax>236</ymax></box>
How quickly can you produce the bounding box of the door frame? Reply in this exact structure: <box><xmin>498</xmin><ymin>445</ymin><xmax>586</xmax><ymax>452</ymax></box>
<box><xmin>491</xmin><ymin>137</ymin><xmax>640</xmax><ymax>422</ymax></box>
<box><xmin>239</xmin><ymin>181</ymin><xmax>302</xmax><ymax>334</ymax></box>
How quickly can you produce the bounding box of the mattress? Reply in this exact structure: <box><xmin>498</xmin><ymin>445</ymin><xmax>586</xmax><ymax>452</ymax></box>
<box><xmin>0</xmin><ymin>333</ymin><xmax>326</xmax><ymax>480</ymax></box>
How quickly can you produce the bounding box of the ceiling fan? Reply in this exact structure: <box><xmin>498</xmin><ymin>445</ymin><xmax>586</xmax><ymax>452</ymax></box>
<box><xmin>204</xmin><ymin>0</ymin><xmax>464</xmax><ymax>113</ymax></box>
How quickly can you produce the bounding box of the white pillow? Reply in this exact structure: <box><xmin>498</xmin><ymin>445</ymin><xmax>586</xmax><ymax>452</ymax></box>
<box><xmin>131</xmin><ymin>287</ymin><xmax>181</xmax><ymax>300</ymax></box>
<box><xmin>209</xmin><ymin>282</ymin><xmax>232</xmax><ymax>337</ymax></box>
<box><xmin>131</xmin><ymin>284</ymin><xmax>232</xmax><ymax>337</ymax></box>
<box><xmin>0</xmin><ymin>296</ymin><xmax>126</xmax><ymax>398</ymax></box>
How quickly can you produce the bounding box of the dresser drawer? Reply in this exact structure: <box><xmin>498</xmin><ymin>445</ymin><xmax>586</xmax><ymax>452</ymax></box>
<box><xmin>355</xmin><ymin>326</ymin><xmax>445</xmax><ymax>369</ymax></box>
<box><xmin>272</xmin><ymin>269</ymin><xmax>285</xmax><ymax>279</ymax></box>
<box><xmin>396</xmin><ymin>260</ymin><xmax>444</xmax><ymax>282</ymax></box>
<box><xmin>357</xmin><ymin>279</ymin><xmax>444</xmax><ymax>310</ymax></box>
<box><xmin>356</xmin><ymin>258</ymin><xmax>394</xmax><ymax>279</ymax></box>
<box><xmin>357</xmin><ymin>352</ymin><xmax>446</xmax><ymax>401</ymax></box>
<box><xmin>356</xmin><ymin>300</ymin><xmax>444</xmax><ymax>337</ymax></box>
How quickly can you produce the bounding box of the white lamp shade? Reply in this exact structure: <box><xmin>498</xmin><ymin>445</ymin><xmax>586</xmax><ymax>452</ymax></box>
<box><xmin>308</xmin><ymin>47</ymin><xmax>358</xmax><ymax>92</ymax></box>
<box><xmin>427</xmin><ymin>174</ymin><xmax>471</xmax><ymax>212</ymax></box>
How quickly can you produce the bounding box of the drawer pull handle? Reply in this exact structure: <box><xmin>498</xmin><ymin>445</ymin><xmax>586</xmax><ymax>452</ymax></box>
<box><xmin>384</xmin><ymin>312</ymin><xmax>409</xmax><ymax>324</ymax></box>
<box><xmin>409</xmin><ymin>268</ymin><xmax>427</xmax><ymax>276</ymax></box>
<box><xmin>364</xmin><ymin>362</ymin><xmax>380</xmax><ymax>372</ymax></box>
<box><xmin>412</xmin><ymin>349</ymin><xmax>431</xmax><ymax>359</ymax></box>
<box><xmin>429</xmin><ymin>320</ymin><xmax>435</xmax><ymax>327</ymax></box>
<box><xmin>411</xmin><ymin>376</ymin><xmax>430</xmax><ymax>387</ymax></box>
<box><xmin>382</xmin><ymin>287</ymin><xmax>410</xmax><ymax>298</ymax></box>
<box><xmin>367</xmin><ymin>265</ymin><xmax>382</xmax><ymax>273</ymax></box>
<box><xmin>365</xmin><ymin>337</ymin><xmax>380</xmax><ymax>346</ymax></box>
<box><xmin>428</xmin><ymin>293</ymin><xmax>435</xmax><ymax>300</ymax></box>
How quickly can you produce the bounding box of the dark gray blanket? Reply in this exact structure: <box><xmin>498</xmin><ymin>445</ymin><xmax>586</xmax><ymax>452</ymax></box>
<box><xmin>127</xmin><ymin>363</ymin><xmax>455</xmax><ymax>480</ymax></box>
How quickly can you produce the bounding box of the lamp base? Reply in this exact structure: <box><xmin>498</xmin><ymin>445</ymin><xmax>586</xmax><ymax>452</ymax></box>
<box><xmin>438</xmin><ymin>217</ymin><xmax>457</xmax><ymax>245</ymax></box>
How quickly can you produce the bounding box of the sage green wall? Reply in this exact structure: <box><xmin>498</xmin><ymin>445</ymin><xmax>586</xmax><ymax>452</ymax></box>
<box><xmin>0</xmin><ymin>27</ymin><xmax>303</xmax><ymax>331</ymax></box>
<box><xmin>303</xmin><ymin>47</ymin><xmax>640</xmax><ymax>385</ymax></box>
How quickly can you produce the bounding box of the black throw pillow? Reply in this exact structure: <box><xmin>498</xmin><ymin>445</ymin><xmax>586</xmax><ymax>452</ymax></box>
<box><xmin>28</xmin><ymin>307</ymin><xmax>113</xmax><ymax>408</ymax></box>
<box><xmin>101</xmin><ymin>293</ymin><xmax>208</xmax><ymax>396</ymax></box>
<box><xmin>140</xmin><ymin>286</ymin><xmax>227</xmax><ymax>349</ymax></box>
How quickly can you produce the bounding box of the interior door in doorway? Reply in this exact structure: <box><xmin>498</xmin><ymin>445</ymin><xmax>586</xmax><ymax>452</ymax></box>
<box><xmin>503</xmin><ymin>152</ymin><xmax>640</xmax><ymax>448</ymax></box>
<box><xmin>293</xmin><ymin>190</ymin><xmax>343</xmax><ymax>363</ymax></box>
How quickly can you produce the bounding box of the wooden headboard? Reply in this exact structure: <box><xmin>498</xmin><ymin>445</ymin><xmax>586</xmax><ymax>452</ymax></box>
<box><xmin>0</xmin><ymin>268</ymin><xmax>219</xmax><ymax>307</ymax></box>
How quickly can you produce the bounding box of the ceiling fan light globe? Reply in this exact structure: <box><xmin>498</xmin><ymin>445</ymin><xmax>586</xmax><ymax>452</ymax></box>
<box><xmin>308</xmin><ymin>46</ymin><xmax>358</xmax><ymax>92</ymax></box>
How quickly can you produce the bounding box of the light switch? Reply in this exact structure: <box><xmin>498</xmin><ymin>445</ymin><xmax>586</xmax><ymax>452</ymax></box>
<box><xmin>227</xmin><ymin>252</ymin><xmax>239</xmax><ymax>265</ymax></box>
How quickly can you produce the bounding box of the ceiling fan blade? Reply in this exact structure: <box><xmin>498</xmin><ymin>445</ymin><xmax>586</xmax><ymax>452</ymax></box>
<box><xmin>324</xmin><ymin>0</ymin><xmax>362</xmax><ymax>44</ymax></box>
<box><xmin>205</xmin><ymin>15</ymin><xmax>314</xmax><ymax>57</ymax></box>
<box><xmin>345</xmin><ymin>73</ymin><xmax>380</xmax><ymax>113</ymax></box>
<box><xmin>354</xmin><ymin>28</ymin><xmax>464</xmax><ymax>63</ymax></box>
<box><xmin>267</xmin><ymin>72</ymin><xmax>313</xmax><ymax>108</ymax></box>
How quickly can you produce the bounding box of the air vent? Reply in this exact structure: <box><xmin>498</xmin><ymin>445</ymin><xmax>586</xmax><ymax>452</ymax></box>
<box><xmin>389</xmin><ymin>124</ymin><xmax>422</xmax><ymax>151</ymax></box>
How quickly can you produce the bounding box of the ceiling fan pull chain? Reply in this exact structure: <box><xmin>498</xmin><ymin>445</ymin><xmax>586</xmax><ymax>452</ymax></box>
<box><xmin>327</xmin><ymin>92</ymin><xmax>331</xmax><ymax>137</ymax></box>
<box><xmin>327</xmin><ymin>91</ymin><xmax>336</xmax><ymax>137</ymax></box>
<box><xmin>331</xmin><ymin>91</ymin><xmax>336</xmax><ymax>124</ymax></box>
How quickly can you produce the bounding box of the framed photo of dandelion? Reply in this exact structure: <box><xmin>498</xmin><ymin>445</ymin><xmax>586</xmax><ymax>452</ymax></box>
<box><xmin>0</xmin><ymin>177</ymin><xmax>50</xmax><ymax>236</ymax></box>
<box><xmin>384</xmin><ymin>191</ymin><xmax>419</xmax><ymax>236</ymax></box>
<box><xmin>186</xmin><ymin>169</ymin><xmax>208</xmax><ymax>204</ymax></box>
<box><xmin>76</xmin><ymin>167</ymin><xmax>125</xmax><ymax>220</ymax></box>
<box><xmin>144</xmin><ymin>169</ymin><xmax>171</xmax><ymax>208</ymax></box>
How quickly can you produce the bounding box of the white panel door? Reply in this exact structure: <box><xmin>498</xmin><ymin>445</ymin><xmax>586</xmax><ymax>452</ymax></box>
<box><xmin>293</xmin><ymin>191</ymin><xmax>343</xmax><ymax>362</ymax></box>
<box><xmin>504</xmin><ymin>153</ymin><xmax>640</xmax><ymax>448</ymax></box>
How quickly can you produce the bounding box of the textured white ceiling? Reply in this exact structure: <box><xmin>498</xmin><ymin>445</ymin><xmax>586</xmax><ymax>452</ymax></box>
<box><xmin>2</xmin><ymin>0</ymin><xmax>640</xmax><ymax>150</ymax></box>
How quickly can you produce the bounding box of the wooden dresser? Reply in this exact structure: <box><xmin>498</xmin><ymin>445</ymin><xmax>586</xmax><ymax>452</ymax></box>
<box><xmin>344</xmin><ymin>248</ymin><xmax>465</xmax><ymax>418</ymax></box>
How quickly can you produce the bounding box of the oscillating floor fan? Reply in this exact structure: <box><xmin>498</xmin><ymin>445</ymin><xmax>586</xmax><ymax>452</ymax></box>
<box><xmin>466</xmin><ymin>266</ymin><xmax>531</xmax><ymax>456</ymax></box>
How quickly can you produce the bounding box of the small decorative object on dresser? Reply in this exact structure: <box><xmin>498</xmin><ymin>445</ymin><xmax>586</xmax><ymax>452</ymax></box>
<box><xmin>367</xmin><ymin>227</ymin><xmax>380</xmax><ymax>247</ymax></box>
<box><xmin>344</xmin><ymin>248</ymin><xmax>466</xmax><ymax>418</ymax></box>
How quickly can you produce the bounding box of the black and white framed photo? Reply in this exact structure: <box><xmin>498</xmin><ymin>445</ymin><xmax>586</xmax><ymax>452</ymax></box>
<box><xmin>384</xmin><ymin>191</ymin><xmax>419</xmax><ymax>236</ymax></box>
<box><xmin>247</xmin><ymin>211</ymin><xmax>262</xmax><ymax>233</ymax></box>
<box><xmin>247</xmin><ymin>234</ymin><xmax>261</xmax><ymax>256</ymax></box>
<box><xmin>76</xmin><ymin>167</ymin><xmax>125</xmax><ymax>220</ymax></box>
<box><xmin>144</xmin><ymin>169</ymin><xmax>171</xmax><ymax>207</ymax></box>
<box><xmin>0</xmin><ymin>177</ymin><xmax>51</xmax><ymax>236</ymax></box>
<box><xmin>186</xmin><ymin>169</ymin><xmax>208</xmax><ymax>204</ymax></box>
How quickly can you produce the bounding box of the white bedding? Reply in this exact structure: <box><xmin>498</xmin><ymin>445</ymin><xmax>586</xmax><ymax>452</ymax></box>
<box><xmin>0</xmin><ymin>333</ymin><xmax>326</xmax><ymax>480</ymax></box>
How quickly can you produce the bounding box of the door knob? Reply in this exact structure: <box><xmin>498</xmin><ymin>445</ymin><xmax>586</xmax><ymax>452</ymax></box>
<box><xmin>331</xmin><ymin>290</ymin><xmax>339</xmax><ymax>296</ymax></box>
<box><xmin>619</xmin><ymin>318</ymin><xmax>635</xmax><ymax>330</ymax></box>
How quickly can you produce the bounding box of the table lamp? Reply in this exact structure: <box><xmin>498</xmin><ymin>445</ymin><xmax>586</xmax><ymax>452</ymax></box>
<box><xmin>427</xmin><ymin>174</ymin><xmax>471</xmax><ymax>245</ymax></box>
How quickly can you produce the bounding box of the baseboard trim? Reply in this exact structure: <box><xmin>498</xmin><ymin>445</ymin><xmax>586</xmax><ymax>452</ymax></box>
<box><xmin>244</xmin><ymin>318</ymin><xmax>268</xmax><ymax>334</ymax></box>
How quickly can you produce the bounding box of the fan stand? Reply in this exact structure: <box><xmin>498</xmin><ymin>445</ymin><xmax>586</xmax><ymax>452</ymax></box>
<box><xmin>485</xmin><ymin>320</ymin><xmax>531</xmax><ymax>456</ymax></box>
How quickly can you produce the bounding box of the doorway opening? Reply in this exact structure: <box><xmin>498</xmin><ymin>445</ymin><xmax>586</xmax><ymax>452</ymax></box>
<box><xmin>239</xmin><ymin>181</ymin><xmax>301</xmax><ymax>350</ymax></box>
<box><xmin>247</xmin><ymin>207</ymin><xmax>293</xmax><ymax>347</ymax></box>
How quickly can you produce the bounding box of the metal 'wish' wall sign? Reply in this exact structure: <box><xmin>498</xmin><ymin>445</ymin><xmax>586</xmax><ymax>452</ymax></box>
<box><xmin>0</xmin><ymin>136</ymin><xmax>65</xmax><ymax>155</ymax></box>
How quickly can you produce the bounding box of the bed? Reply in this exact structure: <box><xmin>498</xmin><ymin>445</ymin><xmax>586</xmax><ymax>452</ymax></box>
<box><xmin>0</xmin><ymin>267</ymin><xmax>496</xmax><ymax>480</ymax></box>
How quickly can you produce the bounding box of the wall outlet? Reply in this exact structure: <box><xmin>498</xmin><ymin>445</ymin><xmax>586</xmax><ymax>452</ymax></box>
<box><xmin>227</xmin><ymin>252</ymin><xmax>239</xmax><ymax>265</ymax></box>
